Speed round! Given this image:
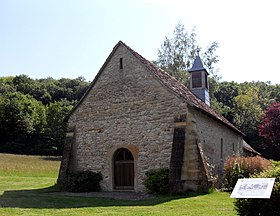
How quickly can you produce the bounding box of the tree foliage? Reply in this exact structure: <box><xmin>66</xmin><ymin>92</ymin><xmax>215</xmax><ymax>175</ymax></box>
<box><xmin>0</xmin><ymin>92</ymin><xmax>46</xmax><ymax>141</ymax></box>
<box><xmin>232</xmin><ymin>86</ymin><xmax>264</xmax><ymax>140</ymax></box>
<box><xmin>259</xmin><ymin>103</ymin><xmax>280</xmax><ymax>160</ymax></box>
<box><xmin>213</xmin><ymin>81</ymin><xmax>278</xmax><ymax>156</ymax></box>
<box><xmin>213</xmin><ymin>81</ymin><xmax>239</xmax><ymax>122</ymax></box>
<box><xmin>0</xmin><ymin>75</ymin><xmax>89</xmax><ymax>155</ymax></box>
<box><xmin>41</xmin><ymin>100</ymin><xmax>73</xmax><ymax>155</ymax></box>
<box><xmin>156</xmin><ymin>22</ymin><xmax>219</xmax><ymax>86</ymax></box>
<box><xmin>0</xmin><ymin>91</ymin><xmax>46</xmax><ymax>154</ymax></box>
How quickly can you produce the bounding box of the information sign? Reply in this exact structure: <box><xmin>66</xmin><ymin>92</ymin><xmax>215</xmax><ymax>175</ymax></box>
<box><xmin>230</xmin><ymin>178</ymin><xmax>275</xmax><ymax>199</ymax></box>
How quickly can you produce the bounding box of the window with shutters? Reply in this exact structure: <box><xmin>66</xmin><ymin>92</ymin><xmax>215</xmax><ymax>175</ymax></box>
<box><xmin>192</xmin><ymin>72</ymin><xmax>202</xmax><ymax>88</ymax></box>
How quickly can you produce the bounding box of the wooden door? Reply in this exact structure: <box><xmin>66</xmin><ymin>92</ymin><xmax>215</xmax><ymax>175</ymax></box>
<box><xmin>114</xmin><ymin>148</ymin><xmax>134</xmax><ymax>190</ymax></box>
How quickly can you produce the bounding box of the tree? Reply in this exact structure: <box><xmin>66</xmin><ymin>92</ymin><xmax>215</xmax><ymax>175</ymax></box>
<box><xmin>0</xmin><ymin>91</ymin><xmax>46</xmax><ymax>154</ymax></box>
<box><xmin>11</xmin><ymin>75</ymin><xmax>89</xmax><ymax>105</ymax></box>
<box><xmin>12</xmin><ymin>75</ymin><xmax>35</xmax><ymax>95</ymax></box>
<box><xmin>212</xmin><ymin>81</ymin><xmax>239</xmax><ymax>122</ymax></box>
<box><xmin>259</xmin><ymin>103</ymin><xmax>280</xmax><ymax>160</ymax></box>
<box><xmin>12</xmin><ymin>75</ymin><xmax>52</xmax><ymax>104</ymax></box>
<box><xmin>0</xmin><ymin>76</ymin><xmax>15</xmax><ymax>94</ymax></box>
<box><xmin>156</xmin><ymin>22</ymin><xmax>219</xmax><ymax>86</ymax></box>
<box><xmin>56</xmin><ymin>77</ymin><xmax>89</xmax><ymax>101</ymax></box>
<box><xmin>41</xmin><ymin>100</ymin><xmax>73</xmax><ymax>155</ymax></box>
<box><xmin>231</xmin><ymin>82</ymin><xmax>275</xmax><ymax>153</ymax></box>
<box><xmin>270</xmin><ymin>84</ymin><xmax>280</xmax><ymax>103</ymax></box>
<box><xmin>232</xmin><ymin>85</ymin><xmax>266</xmax><ymax>149</ymax></box>
<box><xmin>0</xmin><ymin>75</ymin><xmax>90</xmax><ymax>155</ymax></box>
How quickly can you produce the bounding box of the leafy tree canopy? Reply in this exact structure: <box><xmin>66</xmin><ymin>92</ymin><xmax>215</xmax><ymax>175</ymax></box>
<box><xmin>156</xmin><ymin>22</ymin><xmax>219</xmax><ymax>86</ymax></box>
<box><xmin>0</xmin><ymin>75</ymin><xmax>89</xmax><ymax>155</ymax></box>
<box><xmin>0</xmin><ymin>91</ymin><xmax>46</xmax><ymax>145</ymax></box>
<box><xmin>259</xmin><ymin>103</ymin><xmax>280</xmax><ymax>160</ymax></box>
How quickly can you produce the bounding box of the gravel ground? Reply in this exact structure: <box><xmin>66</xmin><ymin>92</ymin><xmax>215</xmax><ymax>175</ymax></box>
<box><xmin>53</xmin><ymin>191</ymin><xmax>154</xmax><ymax>200</ymax></box>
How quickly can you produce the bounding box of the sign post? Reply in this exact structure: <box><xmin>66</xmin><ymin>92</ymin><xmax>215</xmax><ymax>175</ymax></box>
<box><xmin>230</xmin><ymin>178</ymin><xmax>275</xmax><ymax>199</ymax></box>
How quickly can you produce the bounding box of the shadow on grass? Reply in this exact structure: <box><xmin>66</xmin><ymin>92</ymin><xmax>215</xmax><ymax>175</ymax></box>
<box><xmin>42</xmin><ymin>156</ymin><xmax>62</xmax><ymax>161</ymax></box>
<box><xmin>0</xmin><ymin>186</ymin><xmax>205</xmax><ymax>209</ymax></box>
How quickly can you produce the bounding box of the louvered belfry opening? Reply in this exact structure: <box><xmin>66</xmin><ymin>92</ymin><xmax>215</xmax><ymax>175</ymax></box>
<box><xmin>114</xmin><ymin>148</ymin><xmax>134</xmax><ymax>190</ymax></box>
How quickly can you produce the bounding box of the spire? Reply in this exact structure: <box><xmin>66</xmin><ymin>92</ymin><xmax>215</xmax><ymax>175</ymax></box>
<box><xmin>189</xmin><ymin>51</ymin><xmax>208</xmax><ymax>74</ymax></box>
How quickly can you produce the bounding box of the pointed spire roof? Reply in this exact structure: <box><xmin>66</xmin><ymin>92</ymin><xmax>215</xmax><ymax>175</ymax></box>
<box><xmin>189</xmin><ymin>54</ymin><xmax>208</xmax><ymax>74</ymax></box>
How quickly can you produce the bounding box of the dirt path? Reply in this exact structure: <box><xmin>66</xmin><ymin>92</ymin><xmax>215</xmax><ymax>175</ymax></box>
<box><xmin>53</xmin><ymin>191</ymin><xmax>154</xmax><ymax>200</ymax></box>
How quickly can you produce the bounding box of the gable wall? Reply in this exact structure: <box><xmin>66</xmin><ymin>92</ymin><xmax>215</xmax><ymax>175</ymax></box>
<box><xmin>67</xmin><ymin>44</ymin><xmax>188</xmax><ymax>191</ymax></box>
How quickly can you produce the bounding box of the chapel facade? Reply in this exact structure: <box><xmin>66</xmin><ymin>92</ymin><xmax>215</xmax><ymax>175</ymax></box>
<box><xmin>58</xmin><ymin>41</ymin><xmax>244</xmax><ymax>192</ymax></box>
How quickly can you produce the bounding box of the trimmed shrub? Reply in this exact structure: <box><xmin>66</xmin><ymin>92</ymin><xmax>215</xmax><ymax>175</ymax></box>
<box><xmin>144</xmin><ymin>168</ymin><xmax>170</xmax><ymax>194</ymax></box>
<box><xmin>223</xmin><ymin>156</ymin><xmax>271</xmax><ymax>191</ymax></box>
<box><xmin>59</xmin><ymin>171</ymin><xmax>102</xmax><ymax>192</ymax></box>
<box><xmin>234</xmin><ymin>164</ymin><xmax>280</xmax><ymax>216</ymax></box>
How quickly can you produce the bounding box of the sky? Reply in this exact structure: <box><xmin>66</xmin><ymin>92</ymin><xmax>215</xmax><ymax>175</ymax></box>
<box><xmin>0</xmin><ymin>0</ymin><xmax>280</xmax><ymax>84</ymax></box>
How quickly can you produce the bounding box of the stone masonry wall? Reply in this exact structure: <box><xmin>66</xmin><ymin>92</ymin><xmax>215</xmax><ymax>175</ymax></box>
<box><xmin>180</xmin><ymin>107</ymin><xmax>207</xmax><ymax>191</ymax></box>
<box><xmin>67</xmin><ymin>44</ymin><xmax>188</xmax><ymax>192</ymax></box>
<box><xmin>190</xmin><ymin>107</ymin><xmax>243</xmax><ymax>180</ymax></box>
<box><xmin>180</xmin><ymin>106</ymin><xmax>243</xmax><ymax>191</ymax></box>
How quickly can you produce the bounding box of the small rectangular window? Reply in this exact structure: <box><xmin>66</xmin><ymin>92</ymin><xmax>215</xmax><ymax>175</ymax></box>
<box><xmin>119</xmin><ymin>58</ymin><xmax>123</xmax><ymax>69</ymax></box>
<box><xmin>220</xmin><ymin>138</ymin><xmax>224</xmax><ymax>159</ymax></box>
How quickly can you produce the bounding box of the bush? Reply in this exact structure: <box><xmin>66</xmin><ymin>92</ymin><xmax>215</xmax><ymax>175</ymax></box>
<box><xmin>223</xmin><ymin>156</ymin><xmax>271</xmax><ymax>191</ymax></box>
<box><xmin>59</xmin><ymin>171</ymin><xmax>102</xmax><ymax>192</ymax></box>
<box><xmin>144</xmin><ymin>168</ymin><xmax>170</xmax><ymax>194</ymax></box>
<box><xmin>234</xmin><ymin>164</ymin><xmax>280</xmax><ymax>216</ymax></box>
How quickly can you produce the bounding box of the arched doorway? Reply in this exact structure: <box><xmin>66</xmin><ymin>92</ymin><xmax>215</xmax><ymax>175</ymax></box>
<box><xmin>114</xmin><ymin>148</ymin><xmax>134</xmax><ymax>190</ymax></box>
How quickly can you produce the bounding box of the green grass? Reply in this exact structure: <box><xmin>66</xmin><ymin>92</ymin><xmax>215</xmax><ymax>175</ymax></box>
<box><xmin>0</xmin><ymin>153</ymin><xmax>237</xmax><ymax>215</ymax></box>
<box><xmin>0</xmin><ymin>153</ymin><xmax>60</xmax><ymax>177</ymax></box>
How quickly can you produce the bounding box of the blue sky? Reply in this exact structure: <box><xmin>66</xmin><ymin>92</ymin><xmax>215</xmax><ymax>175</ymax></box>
<box><xmin>1</xmin><ymin>0</ymin><xmax>279</xmax><ymax>84</ymax></box>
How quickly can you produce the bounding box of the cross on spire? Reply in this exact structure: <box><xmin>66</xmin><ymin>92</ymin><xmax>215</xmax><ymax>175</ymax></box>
<box><xmin>196</xmin><ymin>48</ymin><xmax>200</xmax><ymax>56</ymax></box>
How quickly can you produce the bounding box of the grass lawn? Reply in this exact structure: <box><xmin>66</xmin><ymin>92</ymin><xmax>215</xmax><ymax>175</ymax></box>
<box><xmin>0</xmin><ymin>153</ymin><xmax>237</xmax><ymax>215</ymax></box>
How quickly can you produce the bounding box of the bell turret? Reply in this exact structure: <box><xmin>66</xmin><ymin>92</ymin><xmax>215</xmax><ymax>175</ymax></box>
<box><xmin>189</xmin><ymin>53</ymin><xmax>210</xmax><ymax>106</ymax></box>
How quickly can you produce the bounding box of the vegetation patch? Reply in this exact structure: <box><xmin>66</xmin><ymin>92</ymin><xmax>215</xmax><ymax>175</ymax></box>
<box><xmin>234</xmin><ymin>162</ymin><xmax>280</xmax><ymax>215</ymax></box>
<box><xmin>222</xmin><ymin>156</ymin><xmax>271</xmax><ymax>191</ymax></box>
<box><xmin>0</xmin><ymin>153</ymin><xmax>60</xmax><ymax>177</ymax></box>
<box><xmin>144</xmin><ymin>168</ymin><xmax>170</xmax><ymax>194</ymax></box>
<box><xmin>58</xmin><ymin>171</ymin><xmax>102</xmax><ymax>192</ymax></box>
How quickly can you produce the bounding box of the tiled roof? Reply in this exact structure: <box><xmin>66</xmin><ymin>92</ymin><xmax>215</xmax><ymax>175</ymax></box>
<box><xmin>243</xmin><ymin>140</ymin><xmax>261</xmax><ymax>155</ymax></box>
<box><xmin>118</xmin><ymin>41</ymin><xmax>242</xmax><ymax>135</ymax></box>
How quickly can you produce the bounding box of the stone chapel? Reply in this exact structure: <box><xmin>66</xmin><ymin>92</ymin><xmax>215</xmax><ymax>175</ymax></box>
<box><xmin>58</xmin><ymin>41</ymin><xmax>246</xmax><ymax>192</ymax></box>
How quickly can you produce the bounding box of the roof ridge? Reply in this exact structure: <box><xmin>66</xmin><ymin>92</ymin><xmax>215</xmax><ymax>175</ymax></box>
<box><xmin>66</xmin><ymin>40</ymin><xmax>242</xmax><ymax>135</ymax></box>
<box><xmin>120</xmin><ymin>41</ymin><xmax>241</xmax><ymax>134</ymax></box>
